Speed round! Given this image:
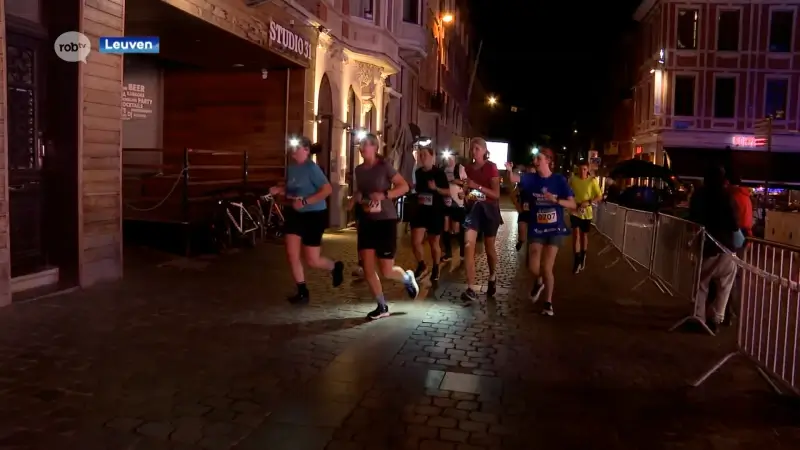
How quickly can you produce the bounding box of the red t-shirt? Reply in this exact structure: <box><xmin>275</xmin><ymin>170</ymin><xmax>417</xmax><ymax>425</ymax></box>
<box><xmin>465</xmin><ymin>161</ymin><xmax>500</xmax><ymax>203</ymax></box>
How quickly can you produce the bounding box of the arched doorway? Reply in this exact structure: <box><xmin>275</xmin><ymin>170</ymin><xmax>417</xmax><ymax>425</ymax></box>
<box><xmin>316</xmin><ymin>74</ymin><xmax>333</xmax><ymax>178</ymax></box>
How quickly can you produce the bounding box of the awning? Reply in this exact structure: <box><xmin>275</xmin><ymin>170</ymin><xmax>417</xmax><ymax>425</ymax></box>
<box><xmin>664</xmin><ymin>147</ymin><xmax>800</xmax><ymax>184</ymax></box>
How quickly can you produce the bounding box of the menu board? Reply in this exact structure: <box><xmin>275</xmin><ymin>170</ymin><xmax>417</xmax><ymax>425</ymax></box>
<box><xmin>121</xmin><ymin>83</ymin><xmax>154</xmax><ymax>120</ymax></box>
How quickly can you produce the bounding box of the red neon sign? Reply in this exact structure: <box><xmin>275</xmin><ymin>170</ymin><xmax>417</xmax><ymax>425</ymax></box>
<box><xmin>732</xmin><ymin>135</ymin><xmax>765</xmax><ymax>148</ymax></box>
<box><xmin>635</xmin><ymin>146</ymin><xmax>643</xmax><ymax>154</ymax></box>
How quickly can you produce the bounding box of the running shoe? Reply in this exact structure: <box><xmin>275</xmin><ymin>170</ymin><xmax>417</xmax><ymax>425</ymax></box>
<box><xmin>541</xmin><ymin>302</ymin><xmax>554</xmax><ymax>316</ymax></box>
<box><xmin>414</xmin><ymin>261</ymin><xmax>427</xmax><ymax>280</ymax></box>
<box><xmin>332</xmin><ymin>261</ymin><xmax>345</xmax><ymax>287</ymax></box>
<box><xmin>529</xmin><ymin>282</ymin><xmax>544</xmax><ymax>303</ymax></box>
<box><xmin>367</xmin><ymin>304</ymin><xmax>390</xmax><ymax>320</ymax></box>
<box><xmin>403</xmin><ymin>270</ymin><xmax>420</xmax><ymax>299</ymax></box>
<box><xmin>461</xmin><ymin>288</ymin><xmax>478</xmax><ymax>302</ymax></box>
<box><xmin>573</xmin><ymin>258</ymin><xmax>582</xmax><ymax>274</ymax></box>
<box><xmin>487</xmin><ymin>274</ymin><xmax>497</xmax><ymax>297</ymax></box>
<box><xmin>288</xmin><ymin>292</ymin><xmax>309</xmax><ymax>305</ymax></box>
<box><xmin>440</xmin><ymin>254</ymin><xmax>452</xmax><ymax>263</ymax></box>
<box><xmin>352</xmin><ymin>266</ymin><xmax>364</xmax><ymax>277</ymax></box>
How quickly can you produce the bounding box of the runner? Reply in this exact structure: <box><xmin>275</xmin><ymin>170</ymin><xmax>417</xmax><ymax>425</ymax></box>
<box><xmin>268</xmin><ymin>137</ymin><xmax>345</xmax><ymax>304</ymax></box>
<box><xmin>410</xmin><ymin>147</ymin><xmax>450</xmax><ymax>281</ymax></box>
<box><xmin>514</xmin><ymin>164</ymin><xmax>536</xmax><ymax>251</ymax></box>
<box><xmin>352</xmin><ymin>133</ymin><xmax>420</xmax><ymax>319</ymax></box>
<box><xmin>461</xmin><ymin>138</ymin><xmax>502</xmax><ymax>302</ymax></box>
<box><xmin>507</xmin><ymin>147</ymin><xmax>575</xmax><ymax>316</ymax></box>
<box><xmin>442</xmin><ymin>155</ymin><xmax>467</xmax><ymax>261</ymax></box>
<box><xmin>568</xmin><ymin>160</ymin><xmax>603</xmax><ymax>273</ymax></box>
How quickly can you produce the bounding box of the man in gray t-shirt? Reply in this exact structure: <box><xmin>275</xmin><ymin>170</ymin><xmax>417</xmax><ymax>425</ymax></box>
<box><xmin>354</xmin><ymin>159</ymin><xmax>398</xmax><ymax>221</ymax></box>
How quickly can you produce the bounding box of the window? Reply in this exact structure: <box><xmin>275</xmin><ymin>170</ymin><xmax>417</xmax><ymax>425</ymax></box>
<box><xmin>677</xmin><ymin>9</ymin><xmax>699</xmax><ymax>50</ymax></box>
<box><xmin>765</xmin><ymin>79</ymin><xmax>789</xmax><ymax>118</ymax></box>
<box><xmin>673</xmin><ymin>75</ymin><xmax>695</xmax><ymax>116</ymax></box>
<box><xmin>350</xmin><ymin>0</ymin><xmax>374</xmax><ymax>21</ymax></box>
<box><xmin>713</xmin><ymin>77</ymin><xmax>736</xmax><ymax>118</ymax></box>
<box><xmin>717</xmin><ymin>10</ymin><xmax>740</xmax><ymax>51</ymax></box>
<box><xmin>402</xmin><ymin>0</ymin><xmax>419</xmax><ymax>24</ymax></box>
<box><xmin>769</xmin><ymin>10</ymin><xmax>794</xmax><ymax>52</ymax></box>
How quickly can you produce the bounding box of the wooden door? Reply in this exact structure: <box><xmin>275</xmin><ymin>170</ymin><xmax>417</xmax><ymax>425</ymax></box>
<box><xmin>6</xmin><ymin>33</ymin><xmax>47</xmax><ymax>277</ymax></box>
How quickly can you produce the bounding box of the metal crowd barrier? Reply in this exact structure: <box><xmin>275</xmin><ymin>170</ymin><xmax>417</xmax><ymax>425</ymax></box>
<box><xmin>692</xmin><ymin>237</ymin><xmax>800</xmax><ymax>396</ymax></box>
<box><xmin>594</xmin><ymin>202</ymin><xmax>707</xmax><ymax>332</ymax></box>
<box><xmin>595</xmin><ymin>202</ymin><xmax>800</xmax><ymax>396</ymax></box>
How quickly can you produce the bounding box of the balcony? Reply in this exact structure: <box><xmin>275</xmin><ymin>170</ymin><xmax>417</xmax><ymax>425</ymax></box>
<box><xmin>418</xmin><ymin>88</ymin><xmax>443</xmax><ymax>114</ymax></box>
<box><xmin>396</xmin><ymin>20</ymin><xmax>429</xmax><ymax>60</ymax></box>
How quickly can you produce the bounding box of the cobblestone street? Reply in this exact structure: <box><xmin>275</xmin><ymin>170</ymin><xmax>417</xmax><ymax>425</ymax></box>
<box><xmin>0</xmin><ymin>210</ymin><xmax>798</xmax><ymax>450</ymax></box>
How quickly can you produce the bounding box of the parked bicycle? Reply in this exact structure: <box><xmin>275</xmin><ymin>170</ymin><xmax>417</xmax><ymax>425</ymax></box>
<box><xmin>210</xmin><ymin>194</ymin><xmax>264</xmax><ymax>252</ymax></box>
<box><xmin>258</xmin><ymin>193</ymin><xmax>285</xmax><ymax>240</ymax></box>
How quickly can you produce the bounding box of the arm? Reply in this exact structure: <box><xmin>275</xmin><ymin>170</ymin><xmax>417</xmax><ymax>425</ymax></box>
<box><xmin>557</xmin><ymin>177</ymin><xmax>577</xmax><ymax>210</ymax></box>
<box><xmin>387</xmin><ymin>173</ymin><xmax>410</xmax><ymax>199</ymax></box>
<box><xmin>507</xmin><ymin>171</ymin><xmax>520</xmax><ymax>184</ymax></box>
<box><xmin>303</xmin><ymin>164</ymin><xmax>332</xmax><ymax>206</ymax></box>
<box><xmin>269</xmin><ymin>184</ymin><xmax>286</xmax><ymax>196</ymax></box>
<box><xmin>591</xmin><ymin>179</ymin><xmax>603</xmax><ymax>203</ymax></box>
<box><xmin>434</xmin><ymin>171</ymin><xmax>450</xmax><ymax>196</ymax></box>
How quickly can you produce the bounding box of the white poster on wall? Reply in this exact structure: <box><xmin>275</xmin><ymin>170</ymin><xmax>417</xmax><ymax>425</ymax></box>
<box><xmin>485</xmin><ymin>141</ymin><xmax>509</xmax><ymax>167</ymax></box>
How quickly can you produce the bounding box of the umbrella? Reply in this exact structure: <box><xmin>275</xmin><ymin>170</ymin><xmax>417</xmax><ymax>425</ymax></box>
<box><xmin>609</xmin><ymin>159</ymin><xmax>679</xmax><ymax>187</ymax></box>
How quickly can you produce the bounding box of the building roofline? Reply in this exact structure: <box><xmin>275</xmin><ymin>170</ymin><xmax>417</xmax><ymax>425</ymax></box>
<box><xmin>633</xmin><ymin>0</ymin><xmax>657</xmax><ymax>21</ymax></box>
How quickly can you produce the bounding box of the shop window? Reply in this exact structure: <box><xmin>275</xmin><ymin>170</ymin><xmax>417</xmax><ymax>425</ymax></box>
<box><xmin>402</xmin><ymin>0</ymin><xmax>419</xmax><ymax>24</ymax></box>
<box><xmin>713</xmin><ymin>77</ymin><xmax>736</xmax><ymax>118</ymax></box>
<box><xmin>717</xmin><ymin>10</ymin><xmax>740</xmax><ymax>51</ymax></box>
<box><xmin>673</xmin><ymin>75</ymin><xmax>695</xmax><ymax>117</ymax></box>
<box><xmin>769</xmin><ymin>10</ymin><xmax>794</xmax><ymax>52</ymax></box>
<box><xmin>765</xmin><ymin>78</ymin><xmax>789</xmax><ymax>118</ymax></box>
<box><xmin>351</xmin><ymin>0</ymin><xmax>374</xmax><ymax>21</ymax></box>
<box><xmin>677</xmin><ymin>9</ymin><xmax>699</xmax><ymax>50</ymax></box>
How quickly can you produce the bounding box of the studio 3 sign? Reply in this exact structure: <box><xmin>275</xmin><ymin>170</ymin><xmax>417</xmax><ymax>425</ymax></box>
<box><xmin>269</xmin><ymin>21</ymin><xmax>311</xmax><ymax>61</ymax></box>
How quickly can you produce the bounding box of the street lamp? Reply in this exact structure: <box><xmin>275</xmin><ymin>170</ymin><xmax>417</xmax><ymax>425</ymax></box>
<box><xmin>573</xmin><ymin>129</ymin><xmax>578</xmax><ymax>134</ymax></box>
<box><xmin>442</xmin><ymin>13</ymin><xmax>454</xmax><ymax>23</ymax></box>
<box><xmin>487</xmin><ymin>96</ymin><xmax>497</xmax><ymax>106</ymax></box>
<box><xmin>435</xmin><ymin>13</ymin><xmax>453</xmax><ymax>95</ymax></box>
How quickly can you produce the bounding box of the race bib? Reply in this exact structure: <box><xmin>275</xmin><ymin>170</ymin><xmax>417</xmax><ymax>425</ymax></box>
<box><xmin>418</xmin><ymin>193</ymin><xmax>433</xmax><ymax>206</ymax></box>
<box><xmin>444</xmin><ymin>197</ymin><xmax>453</xmax><ymax>207</ymax></box>
<box><xmin>362</xmin><ymin>200</ymin><xmax>382</xmax><ymax>213</ymax></box>
<box><xmin>536</xmin><ymin>209</ymin><xmax>557</xmax><ymax>224</ymax></box>
<box><xmin>522</xmin><ymin>202</ymin><xmax>530</xmax><ymax>211</ymax></box>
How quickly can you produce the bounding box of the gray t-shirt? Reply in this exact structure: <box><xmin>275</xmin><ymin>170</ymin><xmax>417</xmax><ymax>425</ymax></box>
<box><xmin>354</xmin><ymin>159</ymin><xmax>398</xmax><ymax>221</ymax></box>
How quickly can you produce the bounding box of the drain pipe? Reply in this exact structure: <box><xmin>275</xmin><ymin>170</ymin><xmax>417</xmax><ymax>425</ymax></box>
<box><xmin>284</xmin><ymin>69</ymin><xmax>291</xmax><ymax>179</ymax></box>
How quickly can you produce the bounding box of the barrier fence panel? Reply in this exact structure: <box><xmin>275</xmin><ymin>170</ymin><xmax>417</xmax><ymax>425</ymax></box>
<box><xmin>596</xmin><ymin>203</ymin><xmax>627</xmax><ymax>258</ymax></box>
<box><xmin>693</xmin><ymin>238</ymin><xmax>800</xmax><ymax>396</ymax></box>
<box><xmin>651</xmin><ymin>214</ymin><xmax>705</xmax><ymax>301</ymax></box>
<box><xmin>621</xmin><ymin>208</ymin><xmax>656</xmax><ymax>271</ymax></box>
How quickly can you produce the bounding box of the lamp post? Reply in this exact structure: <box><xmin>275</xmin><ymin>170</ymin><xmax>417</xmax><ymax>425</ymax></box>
<box><xmin>435</xmin><ymin>11</ymin><xmax>453</xmax><ymax>94</ymax></box>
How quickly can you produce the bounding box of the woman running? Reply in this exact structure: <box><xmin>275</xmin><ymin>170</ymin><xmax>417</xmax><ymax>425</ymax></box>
<box><xmin>461</xmin><ymin>138</ymin><xmax>502</xmax><ymax>302</ymax></box>
<box><xmin>352</xmin><ymin>133</ymin><xmax>419</xmax><ymax>319</ymax></box>
<box><xmin>442</xmin><ymin>156</ymin><xmax>466</xmax><ymax>261</ymax></box>
<box><xmin>568</xmin><ymin>160</ymin><xmax>603</xmax><ymax>273</ymax></box>
<box><xmin>410</xmin><ymin>147</ymin><xmax>450</xmax><ymax>281</ymax></box>
<box><xmin>269</xmin><ymin>137</ymin><xmax>344</xmax><ymax>304</ymax></box>
<box><xmin>507</xmin><ymin>148</ymin><xmax>575</xmax><ymax>316</ymax></box>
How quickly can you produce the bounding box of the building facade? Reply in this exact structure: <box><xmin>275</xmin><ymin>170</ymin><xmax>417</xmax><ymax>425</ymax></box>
<box><xmin>0</xmin><ymin>0</ymin><xmax>320</xmax><ymax>306</ymax></box>
<box><xmin>632</xmin><ymin>0</ymin><xmax>800</xmax><ymax>183</ymax></box>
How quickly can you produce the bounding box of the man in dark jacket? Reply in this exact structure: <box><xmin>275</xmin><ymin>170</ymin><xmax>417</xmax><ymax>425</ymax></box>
<box><xmin>688</xmin><ymin>165</ymin><xmax>741</xmax><ymax>332</ymax></box>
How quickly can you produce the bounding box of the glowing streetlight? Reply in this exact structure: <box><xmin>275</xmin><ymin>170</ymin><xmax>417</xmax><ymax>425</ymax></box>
<box><xmin>573</xmin><ymin>129</ymin><xmax>578</xmax><ymax>134</ymax></box>
<box><xmin>487</xmin><ymin>96</ymin><xmax>497</xmax><ymax>106</ymax></box>
<box><xmin>563</xmin><ymin>146</ymin><xmax>567</xmax><ymax>150</ymax></box>
<box><xmin>441</xmin><ymin>13</ymin><xmax>454</xmax><ymax>23</ymax></box>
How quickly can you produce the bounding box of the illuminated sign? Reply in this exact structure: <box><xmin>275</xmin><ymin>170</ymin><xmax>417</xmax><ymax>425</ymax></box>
<box><xmin>731</xmin><ymin>135</ymin><xmax>765</xmax><ymax>148</ymax></box>
<box><xmin>635</xmin><ymin>146</ymin><xmax>643</xmax><ymax>154</ymax></box>
<box><xmin>269</xmin><ymin>21</ymin><xmax>311</xmax><ymax>60</ymax></box>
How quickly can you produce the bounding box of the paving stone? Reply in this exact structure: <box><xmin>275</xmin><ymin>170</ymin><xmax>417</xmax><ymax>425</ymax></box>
<box><xmin>468</xmin><ymin>412</ymin><xmax>498</xmax><ymax>424</ymax></box>
<box><xmin>458</xmin><ymin>421</ymin><xmax>487</xmax><ymax>434</ymax></box>
<box><xmin>420</xmin><ymin>440</ymin><xmax>456</xmax><ymax>450</ymax></box>
<box><xmin>456</xmin><ymin>401</ymin><xmax>479</xmax><ymax>411</ymax></box>
<box><xmin>440</xmin><ymin>428</ymin><xmax>470</xmax><ymax>443</ymax></box>
<box><xmin>137</xmin><ymin>421</ymin><xmax>174</xmax><ymax>440</ymax></box>
<box><xmin>407</xmin><ymin>424</ymin><xmax>439</xmax><ymax>440</ymax></box>
<box><xmin>105</xmin><ymin>417</ymin><xmax>143</xmax><ymax>432</ymax></box>
<box><xmin>427</xmin><ymin>416</ymin><xmax>457</xmax><ymax>428</ymax></box>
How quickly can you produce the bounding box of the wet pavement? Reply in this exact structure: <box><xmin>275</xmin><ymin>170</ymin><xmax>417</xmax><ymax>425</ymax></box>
<box><xmin>0</xmin><ymin>209</ymin><xmax>798</xmax><ymax>450</ymax></box>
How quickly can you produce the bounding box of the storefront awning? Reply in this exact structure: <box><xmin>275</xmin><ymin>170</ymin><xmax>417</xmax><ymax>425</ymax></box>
<box><xmin>665</xmin><ymin>147</ymin><xmax>800</xmax><ymax>185</ymax></box>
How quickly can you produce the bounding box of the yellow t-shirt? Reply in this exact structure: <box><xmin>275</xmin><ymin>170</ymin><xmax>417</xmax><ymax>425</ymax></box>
<box><xmin>569</xmin><ymin>175</ymin><xmax>602</xmax><ymax>220</ymax></box>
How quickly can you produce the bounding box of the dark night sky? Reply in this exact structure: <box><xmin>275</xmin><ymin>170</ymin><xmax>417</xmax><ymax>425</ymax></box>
<box><xmin>468</xmin><ymin>0</ymin><xmax>642</xmax><ymax>163</ymax></box>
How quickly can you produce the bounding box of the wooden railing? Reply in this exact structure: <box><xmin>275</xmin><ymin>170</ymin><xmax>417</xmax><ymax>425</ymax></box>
<box><xmin>122</xmin><ymin>147</ymin><xmax>284</xmax><ymax>224</ymax></box>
